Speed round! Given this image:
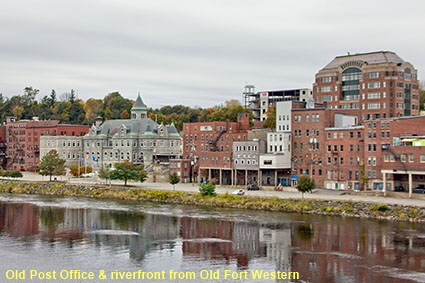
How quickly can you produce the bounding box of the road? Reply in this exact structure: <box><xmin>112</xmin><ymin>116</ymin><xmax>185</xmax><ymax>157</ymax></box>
<box><xmin>5</xmin><ymin>172</ymin><xmax>425</xmax><ymax>208</ymax></box>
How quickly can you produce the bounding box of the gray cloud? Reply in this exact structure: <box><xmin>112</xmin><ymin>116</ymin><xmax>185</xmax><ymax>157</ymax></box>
<box><xmin>1</xmin><ymin>0</ymin><xmax>424</xmax><ymax>107</ymax></box>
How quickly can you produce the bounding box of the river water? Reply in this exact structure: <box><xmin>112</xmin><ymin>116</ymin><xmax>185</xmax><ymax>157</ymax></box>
<box><xmin>0</xmin><ymin>194</ymin><xmax>424</xmax><ymax>283</ymax></box>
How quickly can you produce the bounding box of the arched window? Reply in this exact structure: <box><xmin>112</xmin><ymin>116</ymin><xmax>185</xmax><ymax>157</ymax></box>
<box><xmin>341</xmin><ymin>67</ymin><xmax>361</xmax><ymax>101</ymax></box>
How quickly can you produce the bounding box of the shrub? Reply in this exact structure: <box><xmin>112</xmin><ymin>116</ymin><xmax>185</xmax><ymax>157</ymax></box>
<box><xmin>4</xmin><ymin>171</ymin><xmax>23</xmax><ymax>178</ymax></box>
<box><xmin>371</xmin><ymin>204</ymin><xmax>389</xmax><ymax>212</ymax></box>
<box><xmin>199</xmin><ymin>182</ymin><xmax>217</xmax><ymax>196</ymax></box>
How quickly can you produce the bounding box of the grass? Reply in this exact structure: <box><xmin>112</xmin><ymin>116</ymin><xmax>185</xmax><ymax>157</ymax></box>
<box><xmin>0</xmin><ymin>181</ymin><xmax>424</xmax><ymax>222</ymax></box>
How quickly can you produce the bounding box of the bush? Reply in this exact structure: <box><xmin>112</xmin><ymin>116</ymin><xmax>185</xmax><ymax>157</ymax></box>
<box><xmin>4</xmin><ymin>171</ymin><xmax>23</xmax><ymax>178</ymax></box>
<box><xmin>199</xmin><ymin>182</ymin><xmax>217</xmax><ymax>196</ymax></box>
<box><xmin>371</xmin><ymin>204</ymin><xmax>389</xmax><ymax>212</ymax></box>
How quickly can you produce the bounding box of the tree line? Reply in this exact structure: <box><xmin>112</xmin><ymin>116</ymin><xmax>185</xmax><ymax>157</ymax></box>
<box><xmin>0</xmin><ymin>87</ymin><xmax>252</xmax><ymax>131</ymax></box>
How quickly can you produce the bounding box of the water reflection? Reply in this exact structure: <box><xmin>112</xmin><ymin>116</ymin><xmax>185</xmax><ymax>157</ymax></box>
<box><xmin>0</xmin><ymin>197</ymin><xmax>424</xmax><ymax>283</ymax></box>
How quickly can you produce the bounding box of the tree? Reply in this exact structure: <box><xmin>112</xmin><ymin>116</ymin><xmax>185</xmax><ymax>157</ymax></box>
<box><xmin>296</xmin><ymin>176</ymin><xmax>315</xmax><ymax>199</ymax></box>
<box><xmin>199</xmin><ymin>182</ymin><xmax>217</xmax><ymax>196</ymax></box>
<box><xmin>139</xmin><ymin>166</ymin><xmax>148</xmax><ymax>183</ymax></box>
<box><xmin>263</xmin><ymin>107</ymin><xmax>276</xmax><ymax>129</ymax></box>
<box><xmin>11</xmin><ymin>105</ymin><xmax>25</xmax><ymax>120</ymax></box>
<box><xmin>84</xmin><ymin>98</ymin><xmax>103</xmax><ymax>124</ymax></box>
<box><xmin>37</xmin><ymin>150</ymin><xmax>66</xmax><ymax>181</ymax></box>
<box><xmin>110</xmin><ymin>160</ymin><xmax>143</xmax><ymax>186</ymax></box>
<box><xmin>169</xmin><ymin>172</ymin><xmax>180</xmax><ymax>190</ymax></box>
<box><xmin>98</xmin><ymin>166</ymin><xmax>112</xmax><ymax>184</ymax></box>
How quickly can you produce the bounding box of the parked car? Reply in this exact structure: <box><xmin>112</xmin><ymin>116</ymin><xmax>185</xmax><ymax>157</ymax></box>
<box><xmin>232</xmin><ymin>189</ymin><xmax>245</xmax><ymax>195</ymax></box>
<box><xmin>247</xmin><ymin>183</ymin><xmax>260</xmax><ymax>190</ymax></box>
<box><xmin>413</xmin><ymin>186</ymin><xmax>425</xmax><ymax>194</ymax></box>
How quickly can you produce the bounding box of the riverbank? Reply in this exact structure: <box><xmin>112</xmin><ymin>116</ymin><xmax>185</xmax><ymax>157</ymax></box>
<box><xmin>1</xmin><ymin>181</ymin><xmax>424</xmax><ymax>222</ymax></box>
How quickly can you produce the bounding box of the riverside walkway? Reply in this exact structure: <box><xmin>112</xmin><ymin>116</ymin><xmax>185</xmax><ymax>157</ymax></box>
<box><xmin>8</xmin><ymin>172</ymin><xmax>425</xmax><ymax>208</ymax></box>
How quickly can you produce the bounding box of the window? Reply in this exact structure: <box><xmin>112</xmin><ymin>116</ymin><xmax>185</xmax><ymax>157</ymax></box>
<box><xmin>368</xmin><ymin>103</ymin><xmax>380</xmax><ymax>109</ymax></box>
<box><xmin>420</xmin><ymin>155</ymin><xmax>425</xmax><ymax>163</ymax></box>
<box><xmin>368</xmin><ymin>92</ymin><xmax>380</xmax><ymax>99</ymax></box>
<box><xmin>368</xmin><ymin>72</ymin><xmax>379</xmax><ymax>78</ymax></box>
<box><xmin>368</xmin><ymin>82</ymin><xmax>380</xmax><ymax>89</ymax></box>
<box><xmin>320</xmin><ymin>86</ymin><xmax>332</xmax><ymax>92</ymax></box>
<box><xmin>321</xmin><ymin>76</ymin><xmax>332</xmax><ymax>82</ymax></box>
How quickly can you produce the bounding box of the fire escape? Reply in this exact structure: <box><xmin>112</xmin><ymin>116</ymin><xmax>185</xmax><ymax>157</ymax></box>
<box><xmin>209</xmin><ymin>130</ymin><xmax>226</xmax><ymax>152</ymax></box>
<box><xmin>7</xmin><ymin>128</ymin><xmax>25</xmax><ymax>171</ymax></box>
<box><xmin>381</xmin><ymin>144</ymin><xmax>408</xmax><ymax>172</ymax></box>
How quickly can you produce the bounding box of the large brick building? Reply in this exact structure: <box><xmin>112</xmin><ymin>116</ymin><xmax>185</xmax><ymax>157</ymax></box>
<box><xmin>182</xmin><ymin>113</ymin><xmax>250</xmax><ymax>185</ymax></box>
<box><xmin>313</xmin><ymin>51</ymin><xmax>420</xmax><ymax>122</ymax></box>
<box><xmin>6</xmin><ymin>117</ymin><xmax>89</xmax><ymax>171</ymax></box>
<box><xmin>291</xmin><ymin>101</ymin><xmax>425</xmax><ymax>193</ymax></box>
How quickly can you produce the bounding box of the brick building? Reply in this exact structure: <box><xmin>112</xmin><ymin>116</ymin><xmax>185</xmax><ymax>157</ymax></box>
<box><xmin>313</xmin><ymin>51</ymin><xmax>420</xmax><ymax>122</ymax></box>
<box><xmin>0</xmin><ymin>126</ymin><xmax>6</xmax><ymax>169</ymax></box>
<box><xmin>182</xmin><ymin>113</ymin><xmax>250</xmax><ymax>185</ymax></box>
<box><xmin>169</xmin><ymin>159</ymin><xmax>191</xmax><ymax>183</ymax></box>
<box><xmin>6</xmin><ymin>116</ymin><xmax>89</xmax><ymax>171</ymax></box>
<box><xmin>291</xmin><ymin>100</ymin><xmax>425</xmax><ymax>193</ymax></box>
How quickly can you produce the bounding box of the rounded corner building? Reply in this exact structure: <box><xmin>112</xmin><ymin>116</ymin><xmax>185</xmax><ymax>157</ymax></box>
<box><xmin>313</xmin><ymin>51</ymin><xmax>420</xmax><ymax>122</ymax></box>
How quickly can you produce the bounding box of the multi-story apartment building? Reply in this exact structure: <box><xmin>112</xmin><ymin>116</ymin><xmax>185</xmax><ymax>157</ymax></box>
<box><xmin>182</xmin><ymin>113</ymin><xmax>250</xmax><ymax>185</ymax></box>
<box><xmin>6</xmin><ymin>116</ymin><xmax>89</xmax><ymax>171</ymax></box>
<box><xmin>313</xmin><ymin>51</ymin><xmax>420</xmax><ymax>122</ymax></box>
<box><xmin>244</xmin><ymin>85</ymin><xmax>313</xmax><ymax>121</ymax></box>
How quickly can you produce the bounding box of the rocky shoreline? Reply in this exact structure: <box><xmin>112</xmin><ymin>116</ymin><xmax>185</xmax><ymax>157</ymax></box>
<box><xmin>1</xmin><ymin>181</ymin><xmax>424</xmax><ymax>222</ymax></box>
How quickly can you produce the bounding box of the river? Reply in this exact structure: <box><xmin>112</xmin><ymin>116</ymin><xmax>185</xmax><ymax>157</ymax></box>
<box><xmin>0</xmin><ymin>194</ymin><xmax>424</xmax><ymax>283</ymax></box>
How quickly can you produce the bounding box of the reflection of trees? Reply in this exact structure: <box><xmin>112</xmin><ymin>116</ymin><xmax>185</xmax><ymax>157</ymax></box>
<box><xmin>39</xmin><ymin>207</ymin><xmax>65</xmax><ymax>233</ymax></box>
<box><xmin>108</xmin><ymin>211</ymin><xmax>145</xmax><ymax>230</ymax></box>
<box><xmin>296</xmin><ymin>224</ymin><xmax>313</xmax><ymax>242</ymax></box>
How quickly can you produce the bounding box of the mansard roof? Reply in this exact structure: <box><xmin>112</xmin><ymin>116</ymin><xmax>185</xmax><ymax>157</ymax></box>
<box><xmin>97</xmin><ymin>118</ymin><xmax>159</xmax><ymax>136</ymax></box>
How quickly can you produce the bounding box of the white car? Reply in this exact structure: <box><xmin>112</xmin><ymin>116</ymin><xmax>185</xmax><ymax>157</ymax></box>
<box><xmin>231</xmin><ymin>189</ymin><xmax>245</xmax><ymax>195</ymax></box>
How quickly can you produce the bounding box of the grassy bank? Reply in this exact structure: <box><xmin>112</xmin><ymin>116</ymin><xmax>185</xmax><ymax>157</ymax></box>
<box><xmin>1</xmin><ymin>181</ymin><xmax>424</xmax><ymax>222</ymax></box>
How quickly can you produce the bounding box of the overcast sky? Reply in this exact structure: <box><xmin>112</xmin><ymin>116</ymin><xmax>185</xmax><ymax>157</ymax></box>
<box><xmin>1</xmin><ymin>0</ymin><xmax>424</xmax><ymax>108</ymax></box>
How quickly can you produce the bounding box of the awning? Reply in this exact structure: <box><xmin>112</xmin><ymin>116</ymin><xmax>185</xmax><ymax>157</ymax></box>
<box><xmin>290</xmin><ymin>176</ymin><xmax>300</xmax><ymax>180</ymax></box>
<box><xmin>402</xmin><ymin>138</ymin><xmax>416</xmax><ymax>142</ymax></box>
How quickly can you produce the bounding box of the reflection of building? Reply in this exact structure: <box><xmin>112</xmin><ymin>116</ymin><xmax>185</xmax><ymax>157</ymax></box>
<box><xmin>0</xmin><ymin>203</ymin><xmax>39</xmax><ymax>237</ymax></box>
<box><xmin>180</xmin><ymin>217</ymin><xmax>263</xmax><ymax>268</ymax></box>
<box><xmin>260</xmin><ymin>223</ymin><xmax>292</xmax><ymax>282</ymax></box>
<box><xmin>291</xmin><ymin>218</ymin><xmax>425</xmax><ymax>282</ymax></box>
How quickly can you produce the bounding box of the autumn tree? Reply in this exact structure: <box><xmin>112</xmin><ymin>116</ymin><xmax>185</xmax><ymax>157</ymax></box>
<box><xmin>103</xmin><ymin>92</ymin><xmax>132</xmax><ymax>120</ymax></box>
<box><xmin>84</xmin><ymin>98</ymin><xmax>103</xmax><ymax>124</ymax></box>
<box><xmin>263</xmin><ymin>107</ymin><xmax>276</xmax><ymax>129</ymax></box>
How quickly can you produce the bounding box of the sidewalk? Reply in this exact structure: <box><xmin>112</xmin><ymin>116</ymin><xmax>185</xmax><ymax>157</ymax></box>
<box><xmin>8</xmin><ymin>172</ymin><xmax>425</xmax><ymax>208</ymax></box>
